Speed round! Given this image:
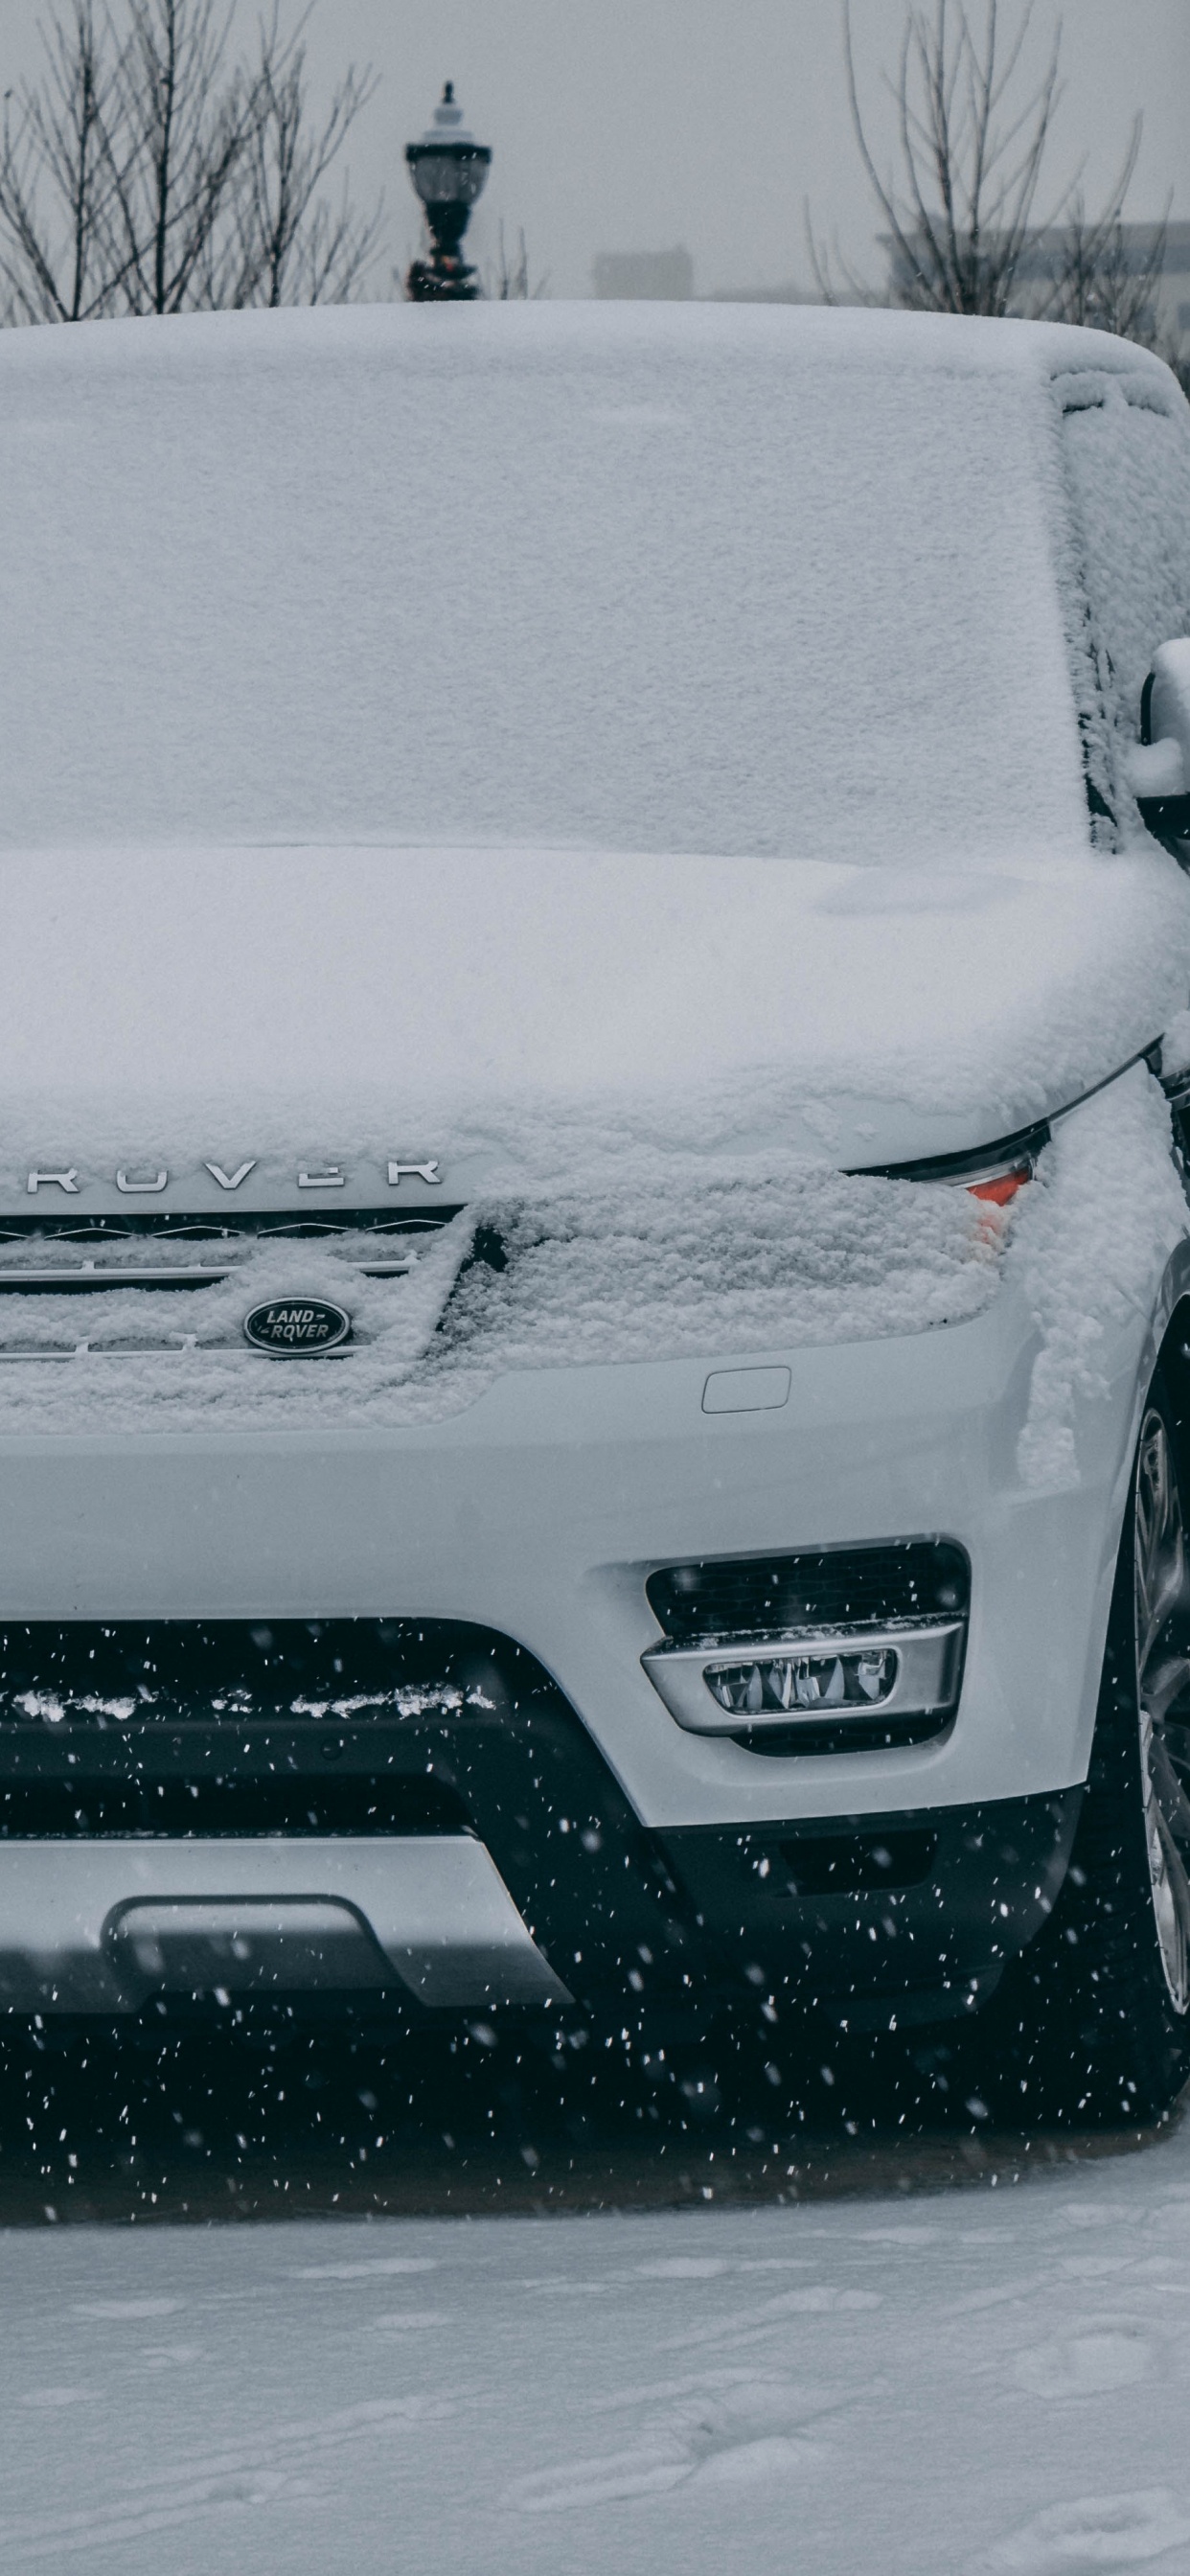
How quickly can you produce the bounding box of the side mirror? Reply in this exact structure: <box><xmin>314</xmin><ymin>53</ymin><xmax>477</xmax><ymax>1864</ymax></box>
<box><xmin>1142</xmin><ymin>639</ymin><xmax>1190</xmax><ymax>768</ymax></box>
<box><xmin>1127</xmin><ymin>639</ymin><xmax>1190</xmax><ymax>860</ymax></box>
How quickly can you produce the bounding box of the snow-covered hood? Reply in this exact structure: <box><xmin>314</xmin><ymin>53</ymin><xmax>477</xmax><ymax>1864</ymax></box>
<box><xmin>2</xmin><ymin>840</ymin><xmax>1189</xmax><ymax>1213</ymax></box>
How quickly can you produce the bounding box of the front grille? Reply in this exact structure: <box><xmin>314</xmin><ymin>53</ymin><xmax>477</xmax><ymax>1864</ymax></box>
<box><xmin>646</xmin><ymin>1541</ymin><xmax>970</xmax><ymax>1647</ymax></box>
<box><xmin>0</xmin><ymin>1209</ymin><xmax>462</xmax><ymax>1358</ymax></box>
<box><xmin>0</xmin><ymin>1210</ymin><xmax>462</xmax><ymax>1252</ymax></box>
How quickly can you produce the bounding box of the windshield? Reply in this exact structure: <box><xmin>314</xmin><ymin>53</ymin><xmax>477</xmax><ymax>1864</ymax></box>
<box><xmin>0</xmin><ymin>305</ymin><xmax>1084</xmax><ymax>859</ymax></box>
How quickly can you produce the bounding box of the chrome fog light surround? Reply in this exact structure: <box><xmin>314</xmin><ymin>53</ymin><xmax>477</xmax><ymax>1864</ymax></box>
<box><xmin>642</xmin><ymin>1622</ymin><xmax>965</xmax><ymax>1737</ymax></box>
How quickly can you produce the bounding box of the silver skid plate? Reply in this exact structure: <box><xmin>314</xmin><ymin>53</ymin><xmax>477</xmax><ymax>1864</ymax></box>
<box><xmin>0</xmin><ymin>1837</ymin><xmax>571</xmax><ymax>2014</ymax></box>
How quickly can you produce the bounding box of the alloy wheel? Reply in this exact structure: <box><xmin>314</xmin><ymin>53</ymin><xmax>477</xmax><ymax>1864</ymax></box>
<box><xmin>1133</xmin><ymin>1407</ymin><xmax>1190</xmax><ymax>2014</ymax></box>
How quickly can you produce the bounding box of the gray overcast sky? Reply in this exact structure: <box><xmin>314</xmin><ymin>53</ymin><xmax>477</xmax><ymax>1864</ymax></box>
<box><xmin>1</xmin><ymin>0</ymin><xmax>1186</xmax><ymax>297</ymax></box>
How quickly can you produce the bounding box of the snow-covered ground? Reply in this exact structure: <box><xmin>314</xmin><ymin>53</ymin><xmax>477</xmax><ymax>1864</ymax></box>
<box><xmin>4</xmin><ymin>2118</ymin><xmax>1190</xmax><ymax>2572</ymax></box>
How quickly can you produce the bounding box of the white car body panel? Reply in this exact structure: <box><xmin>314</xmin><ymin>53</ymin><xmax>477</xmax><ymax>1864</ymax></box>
<box><xmin>0</xmin><ymin>303</ymin><xmax>1187</xmax><ymax>2020</ymax></box>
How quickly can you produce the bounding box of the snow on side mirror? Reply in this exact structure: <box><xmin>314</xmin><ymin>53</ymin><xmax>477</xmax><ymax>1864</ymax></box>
<box><xmin>1131</xmin><ymin>638</ymin><xmax>1190</xmax><ymax>862</ymax></box>
<box><xmin>1124</xmin><ymin>737</ymin><xmax>1186</xmax><ymax>798</ymax></box>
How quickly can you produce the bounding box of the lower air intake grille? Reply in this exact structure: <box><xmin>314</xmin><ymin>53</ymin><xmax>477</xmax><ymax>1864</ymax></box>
<box><xmin>646</xmin><ymin>1541</ymin><xmax>970</xmax><ymax>1647</ymax></box>
<box><xmin>0</xmin><ymin>1619</ymin><xmax>486</xmax><ymax>1729</ymax></box>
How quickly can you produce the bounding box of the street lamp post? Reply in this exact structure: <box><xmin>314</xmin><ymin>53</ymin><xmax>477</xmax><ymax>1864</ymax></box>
<box><xmin>404</xmin><ymin>84</ymin><xmax>492</xmax><ymax>302</ymax></box>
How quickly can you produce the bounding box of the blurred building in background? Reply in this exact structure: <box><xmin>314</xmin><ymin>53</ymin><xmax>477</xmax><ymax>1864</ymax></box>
<box><xmin>704</xmin><ymin>281</ymin><xmax>822</xmax><ymax>303</ymax></box>
<box><xmin>592</xmin><ymin>247</ymin><xmax>694</xmax><ymax>298</ymax></box>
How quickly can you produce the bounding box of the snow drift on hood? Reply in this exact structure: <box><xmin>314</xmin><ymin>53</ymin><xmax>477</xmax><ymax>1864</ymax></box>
<box><xmin>0</xmin><ymin>840</ymin><xmax>1187</xmax><ymax>1185</ymax></box>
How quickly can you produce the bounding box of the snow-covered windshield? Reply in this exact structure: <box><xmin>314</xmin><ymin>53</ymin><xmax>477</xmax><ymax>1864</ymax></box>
<box><xmin>0</xmin><ymin>303</ymin><xmax>1087</xmax><ymax>861</ymax></box>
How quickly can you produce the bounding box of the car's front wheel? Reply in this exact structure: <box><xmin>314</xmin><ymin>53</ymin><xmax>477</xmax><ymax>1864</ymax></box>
<box><xmin>1002</xmin><ymin>1381</ymin><xmax>1190</xmax><ymax>2125</ymax></box>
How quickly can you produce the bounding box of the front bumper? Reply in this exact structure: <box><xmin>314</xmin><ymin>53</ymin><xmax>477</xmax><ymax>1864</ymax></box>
<box><xmin>0</xmin><ymin>1273</ymin><xmax>1147</xmax><ymax>2018</ymax></box>
<box><xmin>0</xmin><ymin>1281</ymin><xmax>1132</xmax><ymax>1819</ymax></box>
<box><xmin>0</xmin><ymin>1627</ymin><xmax>1081</xmax><ymax>2020</ymax></box>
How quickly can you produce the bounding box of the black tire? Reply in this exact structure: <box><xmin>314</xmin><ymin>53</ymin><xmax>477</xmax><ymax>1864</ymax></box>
<box><xmin>996</xmin><ymin>1378</ymin><xmax>1190</xmax><ymax>2126</ymax></box>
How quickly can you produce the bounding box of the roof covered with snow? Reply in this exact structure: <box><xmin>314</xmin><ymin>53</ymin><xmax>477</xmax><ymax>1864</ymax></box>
<box><xmin>0</xmin><ymin>297</ymin><xmax>1178</xmax><ymax>863</ymax></box>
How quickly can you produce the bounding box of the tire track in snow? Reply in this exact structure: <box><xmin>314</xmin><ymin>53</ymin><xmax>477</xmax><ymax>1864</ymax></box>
<box><xmin>656</xmin><ymin>2282</ymin><xmax>881</xmax><ymax>2353</ymax></box>
<box><xmin>504</xmin><ymin>2368</ymin><xmax>873</xmax><ymax>2514</ymax></box>
<box><xmin>967</xmin><ymin>2486</ymin><xmax>1190</xmax><ymax>2572</ymax></box>
<box><xmin>0</xmin><ymin>2395</ymin><xmax>448</xmax><ymax>2560</ymax></box>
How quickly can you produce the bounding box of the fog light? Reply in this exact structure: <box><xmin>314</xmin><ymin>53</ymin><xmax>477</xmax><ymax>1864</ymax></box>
<box><xmin>704</xmin><ymin>1647</ymin><xmax>897</xmax><ymax>1717</ymax></box>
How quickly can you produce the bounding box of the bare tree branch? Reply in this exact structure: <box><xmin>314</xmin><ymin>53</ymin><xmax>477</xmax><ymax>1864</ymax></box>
<box><xmin>840</xmin><ymin>0</ymin><xmax>1066</xmax><ymax>316</ymax></box>
<box><xmin>0</xmin><ymin>0</ymin><xmax>383</xmax><ymax>323</ymax></box>
<box><xmin>484</xmin><ymin>221</ymin><xmax>547</xmax><ymax>301</ymax></box>
<box><xmin>0</xmin><ymin>0</ymin><xmax>127</xmax><ymax>321</ymax></box>
<box><xmin>97</xmin><ymin>0</ymin><xmax>250</xmax><ymax>314</ymax></box>
<box><xmin>217</xmin><ymin>7</ymin><xmax>382</xmax><ymax>307</ymax></box>
<box><xmin>1032</xmin><ymin>132</ymin><xmax>1167</xmax><ymax>335</ymax></box>
<box><xmin>811</xmin><ymin>0</ymin><xmax>1170</xmax><ymax>357</ymax></box>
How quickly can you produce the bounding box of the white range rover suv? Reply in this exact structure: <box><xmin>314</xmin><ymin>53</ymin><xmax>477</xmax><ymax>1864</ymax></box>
<box><xmin>2</xmin><ymin>299</ymin><xmax>1190</xmax><ymax>2121</ymax></box>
